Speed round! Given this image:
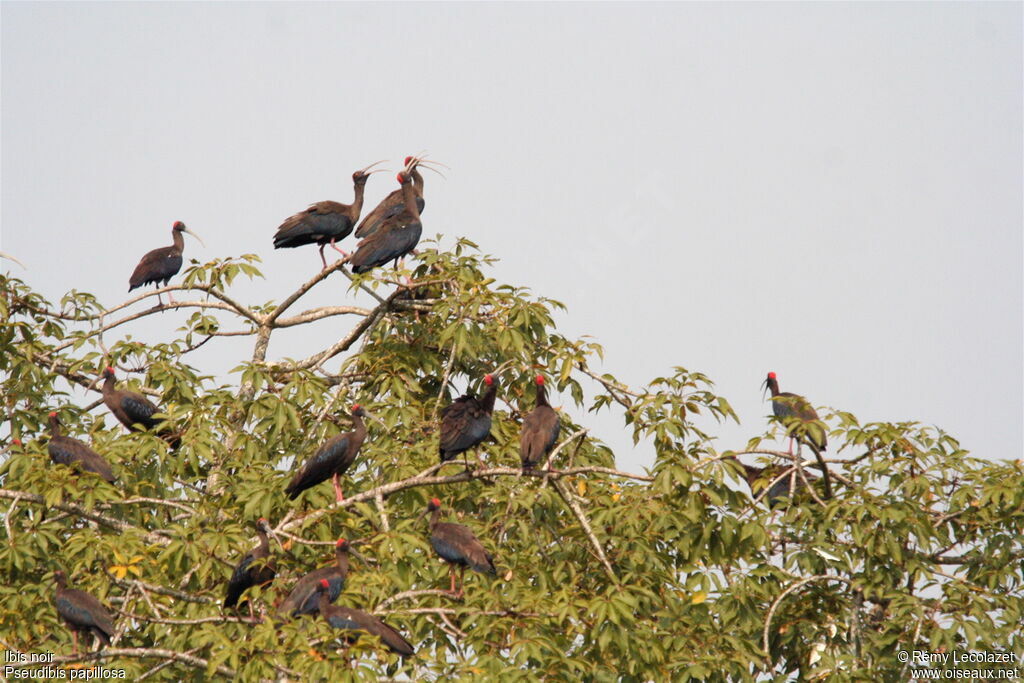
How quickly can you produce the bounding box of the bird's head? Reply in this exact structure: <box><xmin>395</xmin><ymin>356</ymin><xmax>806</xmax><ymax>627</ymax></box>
<box><xmin>483</xmin><ymin>374</ymin><xmax>495</xmax><ymax>387</ymax></box>
<box><xmin>256</xmin><ymin>518</ymin><xmax>271</xmax><ymax>533</ymax></box>
<box><xmin>354</xmin><ymin>160</ymin><xmax>387</xmax><ymax>182</ymax></box>
<box><xmin>102</xmin><ymin>366</ymin><xmax>116</xmax><ymax>379</ymax></box>
<box><xmin>428</xmin><ymin>497</ymin><xmax>441</xmax><ymax>512</ymax></box>
<box><xmin>53</xmin><ymin>570</ymin><xmax>67</xmax><ymax>586</ymax></box>
<box><xmin>172</xmin><ymin>221</ymin><xmax>186</xmax><ymax>231</ymax></box>
<box><xmin>12</xmin><ymin>439</ymin><xmax>21</xmax><ymax>446</ymax></box>
<box><xmin>351</xmin><ymin>404</ymin><xmax>365</xmax><ymax>417</ymax></box>
<box><xmin>336</xmin><ymin>538</ymin><xmax>349</xmax><ymax>550</ymax></box>
<box><xmin>762</xmin><ymin>371</ymin><xmax>778</xmax><ymax>396</ymax></box>
<box><xmin>48</xmin><ymin>411</ymin><xmax>58</xmax><ymax>419</ymax></box>
<box><xmin>535</xmin><ymin>375</ymin><xmax>545</xmax><ymax>387</ymax></box>
<box><xmin>396</xmin><ymin>172</ymin><xmax>411</xmax><ymax>186</ymax></box>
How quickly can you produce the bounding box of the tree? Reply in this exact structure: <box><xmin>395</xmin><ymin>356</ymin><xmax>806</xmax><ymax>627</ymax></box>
<box><xmin>1</xmin><ymin>240</ymin><xmax>1021</xmax><ymax>681</ymax></box>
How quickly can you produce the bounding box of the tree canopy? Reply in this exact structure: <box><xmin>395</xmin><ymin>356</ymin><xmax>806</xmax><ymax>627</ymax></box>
<box><xmin>1</xmin><ymin>240</ymin><xmax>1021</xmax><ymax>681</ymax></box>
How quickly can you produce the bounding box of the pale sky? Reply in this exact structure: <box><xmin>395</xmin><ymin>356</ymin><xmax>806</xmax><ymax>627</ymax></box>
<box><xmin>3</xmin><ymin>2</ymin><xmax>1021</xmax><ymax>470</ymax></box>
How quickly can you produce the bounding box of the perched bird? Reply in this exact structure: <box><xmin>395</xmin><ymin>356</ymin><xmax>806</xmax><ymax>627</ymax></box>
<box><xmin>762</xmin><ymin>371</ymin><xmax>827</xmax><ymax>453</ymax></box>
<box><xmin>520</xmin><ymin>374</ymin><xmax>561</xmax><ymax>470</ymax></box>
<box><xmin>422</xmin><ymin>498</ymin><xmax>496</xmax><ymax>597</ymax></box>
<box><xmin>350</xmin><ymin>167</ymin><xmax>423</xmax><ymax>275</ymax></box>
<box><xmin>224</xmin><ymin>519</ymin><xmax>276</xmax><ymax>611</ymax></box>
<box><xmin>47</xmin><ymin>412</ymin><xmax>116</xmax><ymax>483</ymax></box>
<box><xmin>278</xmin><ymin>538</ymin><xmax>353</xmax><ymax>619</ymax></box>
<box><xmin>100</xmin><ymin>367</ymin><xmax>179</xmax><ymax>449</ymax></box>
<box><xmin>128</xmin><ymin>221</ymin><xmax>205</xmax><ymax>306</ymax></box>
<box><xmin>273</xmin><ymin>160</ymin><xmax>386</xmax><ymax>270</ymax></box>
<box><xmin>354</xmin><ymin>156</ymin><xmax>427</xmax><ymax>239</ymax></box>
<box><xmin>315</xmin><ymin>579</ymin><xmax>414</xmax><ymax>657</ymax></box>
<box><xmin>285</xmin><ymin>405</ymin><xmax>375</xmax><ymax>503</ymax></box>
<box><xmin>439</xmin><ymin>374</ymin><xmax>498</xmax><ymax>465</ymax></box>
<box><xmin>53</xmin><ymin>570</ymin><xmax>115</xmax><ymax>655</ymax></box>
<box><xmin>729</xmin><ymin>456</ymin><xmax>819</xmax><ymax>509</ymax></box>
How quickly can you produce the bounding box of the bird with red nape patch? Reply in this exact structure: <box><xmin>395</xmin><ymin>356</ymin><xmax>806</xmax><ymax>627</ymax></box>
<box><xmin>354</xmin><ymin>155</ymin><xmax>429</xmax><ymax>240</ymax></box>
<box><xmin>278</xmin><ymin>538</ymin><xmax>358</xmax><ymax>619</ymax></box>
<box><xmin>761</xmin><ymin>371</ymin><xmax>827</xmax><ymax>454</ymax></box>
<box><xmin>439</xmin><ymin>374</ymin><xmax>498</xmax><ymax>467</ymax></box>
<box><xmin>285</xmin><ymin>404</ymin><xmax>380</xmax><ymax>503</ymax></box>
<box><xmin>350</xmin><ymin>166</ymin><xmax>423</xmax><ymax>275</ymax></box>
<box><xmin>273</xmin><ymin>161</ymin><xmax>387</xmax><ymax>270</ymax></box>
<box><xmin>314</xmin><ymin>579</ymin><xmax>414</xmax><ymax>657</ymax></box>
<box><xmin>128</xmin><ymin>221</ymin><xmax>205</xmax><ymax>306</ymax></box>
<box><xmin>421</xmin><ymin>498</ymin><xmax>496</xmax><ymax>598</ymax></box>
<box><xmin>520</xmin><ymin>374</ymin><xmax>561</xmax><ymax>471</ymax></box>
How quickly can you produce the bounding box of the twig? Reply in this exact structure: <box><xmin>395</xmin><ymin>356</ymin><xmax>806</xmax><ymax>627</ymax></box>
<box><xmin>432</xmin><ymin>341</ymin><xmax>459</xmax><ymax>423</ymax></box>
<box><xmin>549</xmin><ymin>479</ymin><xmax>617</xmax><ymax>583</ymax></box>
<box><xmin>761</xmin><ymin>574</ymin><xmax>852</xmax><ymax>661</ymax></box>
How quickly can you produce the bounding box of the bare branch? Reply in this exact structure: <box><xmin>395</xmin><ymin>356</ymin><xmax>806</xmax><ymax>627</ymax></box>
<box><xmin>761</xmin><ymin>574</ymin><xmax>852</xmax><ymax>661</ymax></box>
<box><xmin>550</xmin><ymin>479</ymin><xmax>617</xmax><ymax>583</ymax></box>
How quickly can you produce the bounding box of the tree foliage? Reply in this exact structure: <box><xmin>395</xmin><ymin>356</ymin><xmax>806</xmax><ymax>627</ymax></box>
<box><xmin>1</xmin><ymin>240</ymin><xmax>1021</xmax><ymax>681</ymax></box>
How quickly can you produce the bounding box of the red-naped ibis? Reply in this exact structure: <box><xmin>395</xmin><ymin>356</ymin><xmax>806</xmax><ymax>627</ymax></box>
<box><xmin>285</xmin><ymin>405</ymin><xmax>380</xmax><ymax>503</ymax></box>
<box><xmin>762</xmin><ymin>372</ymin><xmax>827</xmax><ymax>453</ymax></box>
<box><xmin>47</xmin><ymin>412</ymin><xmax>115</xmax><ymax>483</ymax></box>
<box><xmin>128</xmin><ymin>221</ymin><xmax>205</xmax><ymax>306</ymax></box>
<box><xmin>350</xmin><ymin>167</ymin><xmax>423</xmax><ymax>275</ymax></box>
<box><xmin>422</xmin><ymin>498</ymin><xmax>496</xmax><ymax>597</ymax></box>
<box><xmin>354</xmin><ymin>156</ymin><xmax>429</xmax><ymax>239</ymax></box>
<box><xmin>278</xmin><ymin>538</ymin><xmax>359</xmax><ymax>619</ymax></box>
<box><xmin>728</xmin><ymin>456</ymin><xmax>818</xmax><ymax>509</ymax></box>
<box><xmin>315</xmin><ymin>579</ymin><xmax>414</xmax><ymax>657</ymax></box>
<box><xmin>224</xmin><ymin>518</ymin><xmax>276</xmax><ymax>611</ymax></box>
<box><xmin>273</xmin><ymin>160</ymin><xmax>387</xmax><ymax>270</ymax></box>
<box><xmin>100</xmin><ymin>367</ymin><xmax>179</xmax><ymax>449</ymax></box>
<box><xmin>439</xmin><ymin>374</ymin><xmax>498</xmax><ymax>465</ymax></box>
<box><xmin>520</xmin><ymin>374</ymin><xmax>561</xmax><ymax>470</ymax></box>
<box><xmin>54</xmin><ymin>570</ymin><xmax>115</xmax><ymax>655</ymax></box>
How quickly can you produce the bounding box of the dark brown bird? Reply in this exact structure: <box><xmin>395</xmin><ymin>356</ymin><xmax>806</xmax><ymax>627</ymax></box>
<box><xmin>439</xmin><ymin>374</ymin><xmax>498</xmax><ymax>464</ymax></box>
<box><xmin>100</xmin><ymin>367</ymin><xmax>179</xmax><ymax>449</ymax></box>
<box><xmin>47</xmin><ymin>412</ymin><xmax>116</xmax><ymax>483</ymax></box>
<box><xmin>729</xmin><ymin>457</ymin><xmax>819</xmax><ymax>509</ymax></box>
<box><xmin>273</xmin><ymin>160</ymin><xmax>386</xmax><ymax>270</ymax></box>
<box><xmin>762</xmin><ymin>371</ymin><xmax>827</xmax><ymax>453</ymax></box>
<box><xmin>53</xmin><ymin>570</ymin><xmax>115</xmax><ymax>655</ymax></box>
<box><xmin>128</xmin><ymin>221</ymin><xmax>205</xmax><ymax>306</ymax></box>
<box><xmin>350</xmin><ymin>168</ymin><xmax>423</xmax><ymax>274</ymax></box>
<box><xmin>315</xmin><ymin>579</ymin><xmax>414</xmax><ymax>657</ymax></box>
<box><xmin>520</xmin><ymin>374</ymin><xmax>561</xmax><ymax>470</ymax></box>
<box><xmin>422</xmin><ymin>498</ymin><xmax>496</xmax><ymax>597</ymax></box>
<box><xmin>284</xmin><ymin>405</ymin><xmax>375</xmax><ymax>503</ymax></box>
<box><xmin>224</xmin><ymin>518</ymin><xmax>276</xmax><ymax>610</ymax></box>
<box><xmin>277</xmin><ymin>538</ymin><xmax>353</xmax><ymax>619</ymax></box>
<box><xmin>354</xmin><ymin>156</ymin><xmax>427</xmax><ymax>239</ymax></box>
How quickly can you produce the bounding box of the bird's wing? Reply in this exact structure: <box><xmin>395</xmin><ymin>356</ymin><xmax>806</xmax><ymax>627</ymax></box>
<box><xmin>129</xmin><ymin>247</ymin><xmax>181</xmax><ymax>288</ymax></box>
<box><xmin>433</xmin><ymin>523</ymin><xmax>495</xmax><ymax>573</ymax></box>
<box><xmin>285</xmin><ymin>434</ymin><xmax>351</xmax><ymax>498</ymax></box>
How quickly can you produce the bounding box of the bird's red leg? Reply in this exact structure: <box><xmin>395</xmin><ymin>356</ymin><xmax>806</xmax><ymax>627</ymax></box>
<box><xmin>457</xmin><ymin>566</ymin><xmax>466</xmax><ymax>599</ymax></box>
<box><xmin>332</xmin><ymin>474</ymin><xmax>345</xmax><ymax>502</ymax></box>
<box><xmin>319</xmin><ymin>244</ymin><xmax>329</xmax><ymax>270</ymax></box>
<box><xmin>448</xmin><ymin>566</ymin><xmax>457</xmax><ymax>594</ymax></box>
<box><xmin>71</xmin><ymin>630</ymin><xmax>79</xmax><ymax>656</ymax></box>
<box><xmin>167</xmin><ymin>290</ymin><xmax>177</xmax><ymax>305</ymax></box>
<box><xmin>329</xmin><ymin>238</ymin><xmax>350</xmax><ymax>259</ymax></box>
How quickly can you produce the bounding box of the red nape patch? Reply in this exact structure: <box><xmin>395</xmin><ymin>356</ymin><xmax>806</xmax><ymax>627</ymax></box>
<box><xmin>431</xmin><ymin>497</ymin><xmax>441</xmax><ymax>507</ymax></box>
<box><xmin>173</xmin><ymin>221</ymin><xmax>184</xmax><ymax>229</ymax></box>
<box><xmin>404</xmin><ymin>156</ymin><xmax>413</xmax><ymax>165</ymax></box>
<box><xmin>12</xmin><ymin>439</ymin><xmax>22</xmax><ymax>446</ymax></box>
<box><xmin>396</xmin><ymin>173</ymin><xmax>406</xmax><ymax>183</ymax></box>
<box><xmin>535</xmin><ymin>375</ymin><xmax>545</xmax><ymax>386</ymax></box>
<box><xmin>48</xmin><ymin>411</ymin><xmax>57</xmax><ymax>418</ymax></box>
<box><xmin>352</xmin><ymin>404</ymin><xmax>361</xmax><ymax>412</ymax></box>
<box><xmin>483</xmin><ymin>374</ymin><xmax>494</xmax><ymax>385</ymax></box>
<box><xmin>768</xmin><ymin>372</ymin><xmax>777</xmax><ymax>380</ymax></box>
<box><xmin>336</xmin><ymin>538</ymin><xmax>346</xmax><ymax>547</ymax></box>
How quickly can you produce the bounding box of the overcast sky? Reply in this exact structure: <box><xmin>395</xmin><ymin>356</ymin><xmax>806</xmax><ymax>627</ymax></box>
<box><xmin>3</xmin><ymin>2</ymin><xmax>1021</xmax><ymax>471</ymax></box>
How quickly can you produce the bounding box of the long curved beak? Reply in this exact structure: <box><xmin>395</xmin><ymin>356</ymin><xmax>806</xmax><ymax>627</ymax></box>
<box><xmin>359</xmin><ymin>159</ymin><xmax>389</xmax><ymax>174</ymax></box>
<box><xmin>348</xmin><ymin>546</ymin><xmax>373</xmax><ymax>566</ymax></box>
<box><xmin>760</xmin><ymin>379</ymin><xmax>769</xmax><ymax>400</ymax></box>
<box><xmin>0</xmin><ymin>251</ymin><xmax>26</xmax><ymax>269</ymax></box>
<box><xmin>362</xmin><ymin>410</ymin><xmax>387</xmax><ymax>428</ymax></box>
<box><xmin>183</xmin><ymin>228</ymin><xmax>206</xmax><ymax>248</ymax></box>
